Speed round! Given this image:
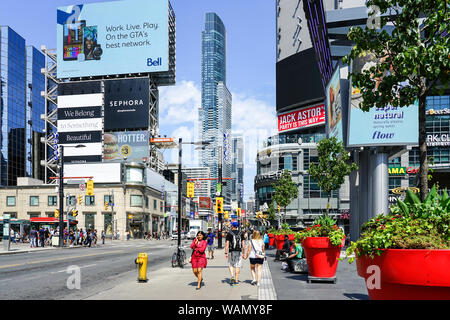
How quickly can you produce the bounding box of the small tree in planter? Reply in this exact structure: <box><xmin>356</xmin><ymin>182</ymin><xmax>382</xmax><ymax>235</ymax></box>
<box><xmin>272</xmin><ymin>170</ymin><xmax>298</xmax><ymax>225</ymax></box>
<box><xmin>296</xmin><ymin>214</ymin><xmax>346</xmax><ymax>279</ymax></box>
<box><xmin>308</xmin><ymin>137</ymin><xmax>358</xmax><ymax>216</ymax></box>
<box><xmin>343</xmin><ymin>185</ymin><xmax>450</xmax><ymax>299</ymax></box>
<box><xmin>298</xmin><ymin>137</ymin><xmax>357</xmax><ymax>280</ymax></box>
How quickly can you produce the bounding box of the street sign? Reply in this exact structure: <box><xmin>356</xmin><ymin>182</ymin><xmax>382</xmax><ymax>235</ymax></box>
<box><xmin>195</xmin><ymin>181</ymin><xmax>202</xmax><ymax>189</ymax></box>
<box><xmin>79</xmin><ymin>183</ymin><xmax>86</xmax><ymax>192</ymax></box>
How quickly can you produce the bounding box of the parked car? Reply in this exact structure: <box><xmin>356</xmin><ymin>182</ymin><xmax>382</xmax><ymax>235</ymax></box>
<box><xmin>171</xmin><ymin>231</ymin><xmax>187</xmax><ymax>241</ymax></box>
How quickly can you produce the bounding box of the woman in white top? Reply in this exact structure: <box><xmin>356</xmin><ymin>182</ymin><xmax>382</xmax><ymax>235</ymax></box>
<box><xmin>245</xmin><ymin>230</ymin><xmax>265</xmax><ymax>287</ymax></box>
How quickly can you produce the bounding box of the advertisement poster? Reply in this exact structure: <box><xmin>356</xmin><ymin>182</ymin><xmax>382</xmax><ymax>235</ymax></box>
<box><xmin>278</xmin><ymin>103</ymin><xmax>325</xmax><ymax>133</ymax></box>
<box><xmin>57</xmin><ymin>0</ymin><xmax>168</xmax><ymax>78</ymax></box>
<box><xmin>199</xmin><ymin>197</ymin><xmax>211</xmax><ymax>209</ymax></box>
<box><xmin>347</xmin><ymin>52</ymin><xmax>418</xmax><ymax>147</ymax></box>
<box><xmin>104</xmin><ymin>78</ymin><xmax>150</xmax><ymax>130</ymax></box>
<box><xmin>326</xmin><ymin>66</ymin><xmax>343</xmax><ymax>142</ymax></box>
<box><xmin>103</xmin><ymin>131</ymin><xmax>149</xmax><ymax>163</ymax></box>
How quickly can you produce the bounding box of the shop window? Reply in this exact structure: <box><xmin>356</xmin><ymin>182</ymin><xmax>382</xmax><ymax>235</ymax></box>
<box><xmin>85</xmin><ymin>213</ymin><xmax>95</xmax><ymax>230</ymax></box>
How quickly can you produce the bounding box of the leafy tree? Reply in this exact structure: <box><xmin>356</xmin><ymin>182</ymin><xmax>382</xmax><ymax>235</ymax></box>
<box><xmin>308</xmin><ymin>137</ymin><xmax>358</xmax><ymax>216</ymax></box>
<box><xmin>267</xmin><ymin>201</ymin><xmax>277</xmax><ymax>221</ymax></box>
<box><xmin>343</xmin><ymin>0</ymin><xmax>450</xmax><ymax>200</ymax></box>
<box><xmin>272</xmin><ymin>170</ymin><xmax>298</xmax><ymax>225</ymax></box>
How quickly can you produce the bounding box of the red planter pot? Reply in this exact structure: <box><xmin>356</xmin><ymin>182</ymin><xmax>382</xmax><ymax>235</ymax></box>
<box><xmin>302</xmin><ymin>237</ymin><xmax>344</xmax><ymax>278</ymax></box>
<box><xmin>268</xmin><ymin>234</ymin><xmax>275</xmax><ymax>247</ymax></box>
<box><xmin>356</xmin><ymin>249</ymin><xmax>450</xmax><ymax>300</ymax></box>
<box><xmin>288</xmin><ymin>234</ymin><xmax>295</xmax><ymax>241</ymax></box>
<box><xmin>276</xmin><ymin>235</ymin><xmax>285</xmax><ymax>250</ymax></box>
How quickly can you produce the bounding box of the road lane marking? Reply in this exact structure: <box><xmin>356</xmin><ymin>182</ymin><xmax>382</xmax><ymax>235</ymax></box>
<box><xmin>51</xmin><ymin>263</ymin><xmax>98</xmax><ymax>274</ymax></box>
<box><xmin>0</xmin><ymin>250</ymin><xmax>123</xmax><ymax>270</ymax></box>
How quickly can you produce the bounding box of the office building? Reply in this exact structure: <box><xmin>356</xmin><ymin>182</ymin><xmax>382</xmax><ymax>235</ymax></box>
<box><xmin>198</xmin><ymin>13</ymin><xmax>233</xmax><ymax>204</ymax></box>
<box><xmin>0</xmin><ymin>26</ymin><xmax>46</xmax><ymax>186</ymax></box>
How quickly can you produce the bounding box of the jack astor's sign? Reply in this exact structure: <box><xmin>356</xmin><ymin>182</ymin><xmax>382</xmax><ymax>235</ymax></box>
<box><xmin>278</xmin><ymin>104</ymin><xmax>325</xmax><ymax>132</ymax></box>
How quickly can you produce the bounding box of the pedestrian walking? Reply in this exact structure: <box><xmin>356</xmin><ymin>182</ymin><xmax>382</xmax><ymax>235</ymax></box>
<box><xmin>245</xmin><ymin>230</ymin><xmax>265</xmax><ymax>287</ymax></box>
<box><xmin>206</xmin><ymin>228</ymin><xmax>215</xmax><ymax>259</ymax></box>
<box><xmin>30</xmin><ymin>227</ymin><xmax>37</xmax><ymax>248</ymax></box>
<box><xmin>10</xmin><ymin>229</ymin><xmax>16</xmax><ymax>244</ymax></box>
<box><xmin>45</xmin><ymin>228</ymin><xmax>50</xmax><ymax>246</ymax></box>
<box><xmin>190</xmin><ymin>231</ymin><xmax>207</xmax><ymax>290</ymax></box>
<box><xmin>224</xmin><ymin>222</ymin><xmax>246</xmax><ymax>286</ymax></box>
<box><xmin>39</xmin><ymin>226</ymin><xmax>46</xmax><ymax>247</ymax></box>
<box><xmin>101</xmin><ymin>230</ymin><xmax>105</xmax><ymax>244</ymax></box>
<box><xmin>263</xmin><ymin>232</ymin><xmax>270</xmax><ymax>249</ymax></box>
<box><xmin>93</xmin><ymin>229</ymin><xmax>98</xmax><ymax>246</ymax></box>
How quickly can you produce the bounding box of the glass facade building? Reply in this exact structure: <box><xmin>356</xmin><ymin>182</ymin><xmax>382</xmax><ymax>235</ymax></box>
<box><xmin>0</xmin><ymin>26</ymin><xmax>45</xmax><ymax>186</ymax></box>
<box><xmin>199</xmin><ymin>13</ymin><xmax>233</xmax><ymax>203</ymax></box>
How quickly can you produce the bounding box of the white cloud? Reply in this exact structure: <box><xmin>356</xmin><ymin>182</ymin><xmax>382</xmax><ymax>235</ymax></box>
<box><xmin>159</xmin><ymin>80</ymin><xmax>201</xmax><ymax>125</ymax></box>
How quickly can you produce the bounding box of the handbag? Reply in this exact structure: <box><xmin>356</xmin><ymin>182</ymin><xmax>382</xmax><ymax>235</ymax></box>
<box><xmin>251</xmin><ymin>240</ymin><xmax>265</xmax><ymax>259</ymax></box>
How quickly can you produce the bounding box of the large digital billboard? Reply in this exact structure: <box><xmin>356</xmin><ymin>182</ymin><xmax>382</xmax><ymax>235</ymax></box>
<box><xmin>57</xmin><ymin>0</ymin><xmax>169</xmax><ymax>78</ymax></box>
<box><xmin>104</xmin><ymin>78</ymin><xmax>150</xmax><ymax>130</ymax></box>
<box><xmin>326</xmin><ymin>66</ymin><xmax>343</xmax><ymax>142</ymax></box>
<box><xmin>347</xmin><ymin>53</ymin><xmax>418</xmax><ymax>147</ymax></box>
<box><xmin>278</xmin><ymin>103</ymin><xmax>326</xmax><ymax>133</ymax></box>
<box><xmin>103</xmin><ymin>131</ymin><xmax>149</xmax><ymax>163</ymax></box>
<box><xmin>57</xmin><ymin>82</ymin><xmax>103</xmax><ymax>163</ymax></box>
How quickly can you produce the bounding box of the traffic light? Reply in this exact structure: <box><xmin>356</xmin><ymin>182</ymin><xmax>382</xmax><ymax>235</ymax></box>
<box><xmin>78</xmin><ymin>194</ymin><xmax>82</xmax><ymax>205</ymax></box>
<box><xmin>224</xmin><ymin>211</ymin><xmax>229</xmax><ymax>220</ymax></box>
<box><xmin>237</xmin><ymin>208</ymin><xmax>241</xmax><ymax>217</ymax></box>
<box><xmin>72</xmin><ymin>209</ymin><xmax>78</xmax><ymax>218</ymax></box>
<box><xmin>104</xmin><ymin>201</ymin><xmax>109</xmax><ymax>211</ymax></box>
<box><xmin>86</xmin><ymin>179</ymin><xmax>94</xmax><ymax>196</ymax></box>
<box><xmin>277</xmin><ymin>205</ymin><xmax>280</xmax><ymax>212</ymax></box>
<box><xmin>216</xmin><ymin>197</ymin><xmax>223</xmax><ymax>214</ymax></box>
<box><xmin>187</xmin><ymin>182</ymin><xmax>194</xmax><ymax>198</ymax></box>
<box><xmin>54</xmin><ymin>209</ymin><xmax>60</xmax><ymax>219</ymax></box>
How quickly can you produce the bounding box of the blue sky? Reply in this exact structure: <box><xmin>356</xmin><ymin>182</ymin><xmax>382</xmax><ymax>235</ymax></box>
<box><xmin>0</xmin><ymin>0</ymin><xmax>278</xmax><ymax>202</ymax></box>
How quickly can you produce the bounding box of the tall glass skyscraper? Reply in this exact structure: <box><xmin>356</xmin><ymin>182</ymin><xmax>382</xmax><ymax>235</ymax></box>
<box><xmin>0</xmin><ymin>26</ymin><xmax>45</xmax><ymax>186</ymax></box>
<box><xmin>199</xmin><ymin>13</ymin><xmax>233</xmax><ymax>202</ymax></box>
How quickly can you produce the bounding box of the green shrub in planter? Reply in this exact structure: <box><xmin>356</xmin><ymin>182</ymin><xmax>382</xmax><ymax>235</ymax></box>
<box><xmin>344</xmin><ymin>185</ymin><xmax>450</xmax><ymax>263</ymax></box>
<box><xmin>296</xmin><ymin>214</ymin><xmax>345</xmax><ymax>246</ymax></box>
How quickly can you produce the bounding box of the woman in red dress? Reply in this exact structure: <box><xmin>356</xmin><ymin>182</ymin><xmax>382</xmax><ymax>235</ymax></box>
<box><xmin>190</xmin><ymin>231</ymin><xmax>207</xmax><ymax>290</ymax></box>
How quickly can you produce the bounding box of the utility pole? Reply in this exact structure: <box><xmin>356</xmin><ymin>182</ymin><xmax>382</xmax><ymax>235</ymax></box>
<box><xmin>217</xmin><ymin>145</ymin><xmax>223</xmax><ymax>249</ymax></box>
<box><xmin>177</xmin><ymin>138</ymin><xmax>183</xmax><ymax>250</ymax></box>
<box><xmin>58</xmin><ymin>145</ymin><xmax>64</xmax><ymax>247</ymax></box>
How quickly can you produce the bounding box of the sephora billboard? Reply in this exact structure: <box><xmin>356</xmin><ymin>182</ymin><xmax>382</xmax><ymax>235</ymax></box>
<box><xmin>104</xmin><ymin>78</ymin><xmax>150</xmax><ymax>130</ymax></box>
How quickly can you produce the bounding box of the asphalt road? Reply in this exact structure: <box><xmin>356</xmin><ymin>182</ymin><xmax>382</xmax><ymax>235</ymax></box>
<box><xmin>0</xmin><ymin>239</ymin><xmax>192</xmax><ymax>300</ymax></box>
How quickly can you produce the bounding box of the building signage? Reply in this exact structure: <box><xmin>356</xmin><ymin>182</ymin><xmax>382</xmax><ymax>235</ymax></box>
<box><xmin>427</xmin><ymin>134</ymin><xmax>450</xmax><ymax>146</ymax></box>
<box><xmin>388</xmin><ymin>166</ymin><xmax>419</xmax><ymax>176</ymax></box>
<box><xmin>347</xmin><ymin>53</ymin><xmax>418</xmax><ymax>147</ymax></box>
<box><xmin>104</xmin><ymin>78</ymin><xmax>150</xmax><ymax>130</ymax></box>
<box><xmin>56</xmin><ymin>0</ymin><xmax>169</xmax><ymax>78</ymax></box>
<box><xmin>199</xmin><ymin>197</ymin><xmax>211</xmax><ymax>209</ymax></box>
<box><xmin>326</xmin><ymin>66</ymin><xmax>343</xmax><ymax>142</ymax></box>
<box><xmin>426</xmin><ymin>108</ymin><xmax>450</xmax><ymax>116</ymax></box>
<box><xmin>278</xmin><ymin>103</ymin><xmax>325</xmax><ymax>133</ymax></box>
<box><xmin>104</xmin><ymin>131</ymin><xmax>149</xmax><ymax>162</ymax></box>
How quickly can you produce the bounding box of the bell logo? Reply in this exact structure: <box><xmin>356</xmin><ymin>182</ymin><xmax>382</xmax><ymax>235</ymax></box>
<box><xmin>147</xmin><ymin>57</ymin><xmax>162</xmax><ymax>67</ymax></box>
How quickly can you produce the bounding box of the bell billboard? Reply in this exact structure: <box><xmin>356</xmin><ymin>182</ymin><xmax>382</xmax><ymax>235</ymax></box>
<box><xmin>56</xmin><ymin>0</ymin><xmax>169</xmax><ymax>78</ymax></box>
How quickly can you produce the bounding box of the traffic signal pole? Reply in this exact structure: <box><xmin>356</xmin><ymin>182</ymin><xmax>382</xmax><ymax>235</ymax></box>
<box><xmin>217</xmin><ymin>146</ymin><xmax>223</xmax><ymax>249</ymax></box>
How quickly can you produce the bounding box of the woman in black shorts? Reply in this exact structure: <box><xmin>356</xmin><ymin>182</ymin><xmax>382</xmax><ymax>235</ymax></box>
<box><xmin>245</xmin><ymin>230</ymin><xmax>265</xmax><ymax>287</ymax></box>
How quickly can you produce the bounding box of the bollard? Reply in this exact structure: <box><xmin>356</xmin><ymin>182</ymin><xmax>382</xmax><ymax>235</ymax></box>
<box><xmin>134</xmin><ymin>252</ymin><xmax>148</xmax><ymax>282</ymax></box>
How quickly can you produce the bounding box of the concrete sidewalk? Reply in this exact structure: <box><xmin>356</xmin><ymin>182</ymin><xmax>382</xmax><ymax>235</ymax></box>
<box><xmin>0</xmin><ymin>242</ymin><xmax>59</xmax><ymax>255</ymax></box>
<box><xmin>86</xmin><ymin>247</ymin><xmax>277</xmax><ymax>300</ymax></box>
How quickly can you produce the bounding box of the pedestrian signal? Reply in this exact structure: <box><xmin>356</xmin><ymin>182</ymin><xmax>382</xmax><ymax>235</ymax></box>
<box><xmin>104</xmin><ymin>202</ymin><xmax>109</xmax><ymax>211</ymax></box>
<box><xmin>86</xmin><ymin>179</ymin><xmax>94</xmax><ymax>196</ymax></box>
<box><xmin>72</xmin><ymin>209</ymin><xmax>78</xmax><ymax>217</ymax></box>
<box><xmin>216</xmin><ymin>197</ymin><xmax>223</xmax><ymax>214</ymax></box>
<box><xmin>237</xmin><ymin>208</ymin><xmax>241</xmax><ymax>217</ymax></box>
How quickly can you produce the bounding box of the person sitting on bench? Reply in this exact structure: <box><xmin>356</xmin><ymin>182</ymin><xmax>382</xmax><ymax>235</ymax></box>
<box><xmin>286</xmin><ymin>240</ymin><xmax>303</xmax><ymax>272</ymax></box>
